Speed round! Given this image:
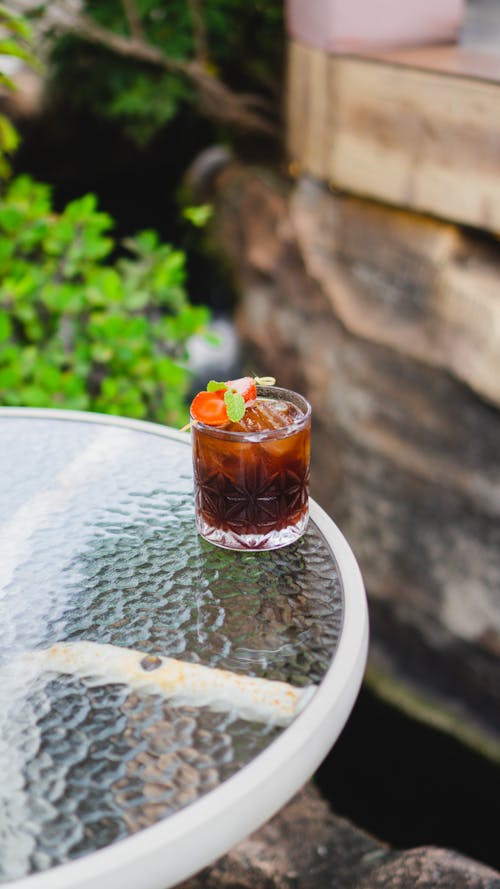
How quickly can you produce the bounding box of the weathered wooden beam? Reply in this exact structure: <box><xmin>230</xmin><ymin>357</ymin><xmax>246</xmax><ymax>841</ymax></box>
<box><xmin>287</xmin><ymin>40</ymin><xmax>500</xmax><ymax>233</ymax></box>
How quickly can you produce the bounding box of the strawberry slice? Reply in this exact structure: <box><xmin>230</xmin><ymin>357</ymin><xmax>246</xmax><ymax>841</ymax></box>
<box><xmin>225</xmin><ymin>376</ymin><xmax>257</xmax><ymax>404</ymax></box>
<box><xmin>188</xmin><ymin>375</ymin><xmax>265</xmax><ymax>428</ymax></box>
<box><xmin>190</xmin><ymin>389</ymin><xmax>228</xmax><ymax>426</ymax></box>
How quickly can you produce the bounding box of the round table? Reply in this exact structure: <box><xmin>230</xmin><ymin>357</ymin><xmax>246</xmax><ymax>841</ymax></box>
<box><xmin>0</xmin><ymin>408</ymin><xmax>368</xmax><ymax>889</ymax></box>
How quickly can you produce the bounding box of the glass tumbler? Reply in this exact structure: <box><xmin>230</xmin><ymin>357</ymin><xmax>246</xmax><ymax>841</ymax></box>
<box><xmin>190</xmin><ymin>386</ymin><xmax>311</xmax><ymax>551</ymax></box>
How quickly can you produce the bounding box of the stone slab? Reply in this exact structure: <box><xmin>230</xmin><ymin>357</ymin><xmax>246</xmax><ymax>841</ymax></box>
<box><xmin>178</xmin><ymin>784</ymin><xmax>500</xmax><ymax>889</ymax></box>
<box><xmin>200</xmin><ymin>158</ymin><xmax>500</xmax><ymax>757</ymax></box>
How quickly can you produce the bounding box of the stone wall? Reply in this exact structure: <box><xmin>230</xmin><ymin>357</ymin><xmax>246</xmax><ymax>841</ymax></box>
<box><xmin>180</xmin><ymin>784</ymin><xmax>500</xmax><ymax>889</ymax></box>
<box><xmin>200</xmin><ymin>158</ymin><xmax>500</xmax><ymax>758</ymax></box>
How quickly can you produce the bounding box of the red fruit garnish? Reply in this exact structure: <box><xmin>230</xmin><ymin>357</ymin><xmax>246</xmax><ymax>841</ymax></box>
<box><xmin>225</xmin><ymin>376</ymin><xmax>257</xmax><ymax>404</ymax></box>
<box><xmin>184</xmin><ymin>374</ymin><xmax>275</xmax><ymax>430</ymax></box>
<box><xmin>190</xmin><ymin>389</ymin><xmax>228</xmax><ymax>426</ymax></box>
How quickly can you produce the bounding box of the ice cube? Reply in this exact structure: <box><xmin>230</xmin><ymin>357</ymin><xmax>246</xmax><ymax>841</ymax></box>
<box><xmin>232</xmin><ymin>399</ymin><xmax>301</xmax><ymax>432</ymax></box>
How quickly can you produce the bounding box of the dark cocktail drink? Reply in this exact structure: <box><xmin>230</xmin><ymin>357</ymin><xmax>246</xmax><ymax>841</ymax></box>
<box><xmin>190</xmin><ymin>385</ymin><xmax>311</xmax><ymax>550</ymax></box>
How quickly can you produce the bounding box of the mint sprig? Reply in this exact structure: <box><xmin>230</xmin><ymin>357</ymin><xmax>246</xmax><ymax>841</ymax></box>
<box><xmin>206</xmin><ymin>379</ymin><xmax>245</xmax><ymax>421</ymax></box>
<box><xmin>224</xmin><ymin>389</ymin><xmax>245</xmax><ymax>422</ymax></box>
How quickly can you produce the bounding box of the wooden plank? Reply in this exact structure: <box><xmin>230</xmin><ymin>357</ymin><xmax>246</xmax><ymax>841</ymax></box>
<box><xmin>360</xmin><ymin>44</ymin><xmax>500</xmax><ymax>81</ymax></box>
<box><xmin>287</xmin><ymin>40</ymin><xmax>500</xmax><ymax>233</ymax></box>
<box><xmin>287</xmin><ymin>41</ymin><xmax>331</xmax><ymax>179</ymax></box>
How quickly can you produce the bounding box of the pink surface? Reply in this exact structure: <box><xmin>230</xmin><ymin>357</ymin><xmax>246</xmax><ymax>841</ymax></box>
<box><xmin>286</xmin><ymin>0</ymin><xmax>466</xmax><ymax>51</ymax></box>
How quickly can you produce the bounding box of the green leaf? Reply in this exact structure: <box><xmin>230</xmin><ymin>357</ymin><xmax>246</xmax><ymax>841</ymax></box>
<box><xmin>182</xmin><ymin>204</ymin><xmax>213</xmax><ymax>228</ymax></box>
<box><xmin>207</xmin><ymin>380</ymin><xmax>227</xmax><ymax>392</ymax></box>
<box><xmin>0</xmin><ymin>72</ymin><xmax>15</xmax><ymax>92</ymax></box>
<box><xmin>41</xmin><ymin>282</ymin><xmax>81</xmax><ymax>313</ymax></box>
<box><xmin>18</xmin><ymin>344</ymin><xmax>38</xmax><ymax>376</ymax></box>
<box><xmin>86</xmin><ymin>267</ymin><xmax>123</xmax><ymax>305</ymax></box>
<box><xmin>0</xmin><ymin>39</ymin><xmax>37</xmax><ymax>67</ymax></box>
<box><xmin>34</xmin><ymin>362</ymin><xmax>63</xmax><ymax>393</ymax></box>
<box><xmin>0</xmin><ymin>6</ymin><xmax>33</xmax><ymax>41</ymax></box>
<box><xmin>0</xmin><ymin>204</ymin><xmax>24</xmax><ymax>234</ymax></box>
<box><xmin>124</xmin><ymin>229</ymin><xmax>159</xmax><ymax>254</ymax></box>
<box><xmin>0</xmin><ymin>115</ymin><xmax>20</xmax><ymax>154</ymax></box>
<box><xmin>0</xmin><ymin>365</ymin><xmax>21</xmax><ymax>390</ymax></box>
<box><xmin>123</xmin><ymin>289</ymin><xmax>149</xmax><ymax>310</ymax></box>
<box><xmin>224</xmin><ymin>390</ymin><xmax>245</xmax><ymax>422</ymax></box>
<box><xmin>155</xmin><ymin>357</ymin><xmax>186</xmax><ymax>386</ymax></box>
<box><xmin>0</xmin><ymin>309</ymin><xmax>12</xmax><ymax>342</ymax></box>
<box><xmin>17</xmin><ymin>384</ymin><xmax>51</xmax><ymax>407</ymax></box>
<box><xmin>90</xmin><ymin>343</ymin><xmax>114</xmax><ymax>363</ymax></box>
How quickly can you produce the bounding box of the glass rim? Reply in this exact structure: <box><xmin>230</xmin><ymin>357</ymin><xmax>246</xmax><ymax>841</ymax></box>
<box><xmin>190</xmin><ymin>385</ymin><xmax>312</xmax><ymax>442</ymax></box>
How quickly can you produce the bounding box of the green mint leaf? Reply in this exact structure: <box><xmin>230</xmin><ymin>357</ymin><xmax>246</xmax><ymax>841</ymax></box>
<box><xmin>207</xmin><ymin>380</ymin><xmax>227</xmax><ymax>392</ymax></box>
<box><xmin>224</xmin><ymin>390</ymin><xmax>245</xmax><ymax>422</ymax></box>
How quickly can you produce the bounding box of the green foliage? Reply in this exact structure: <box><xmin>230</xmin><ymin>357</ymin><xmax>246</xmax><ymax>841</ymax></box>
<box><xmin>47</xmin><ymin>0</ymin><xmax>284</xmax><ymax>146</ymax></box>
<box><xmin>182</xmin><ymin>204</ymin><xmax>213</xmax><ymax>228</ymax></box>
<box><xmin>0</xmin><ymin>115</ymin><xmax>19</xmax><ymax>179</ymax></box>
<box><xmin>0</xmin><ymin>175</ymin><xmax>209</xmax><ymax>424</ymax></box>
<box><xmin>0</xmin><ymin>5</ymin><xmax>39</xmax><ymax>176</ymax></box>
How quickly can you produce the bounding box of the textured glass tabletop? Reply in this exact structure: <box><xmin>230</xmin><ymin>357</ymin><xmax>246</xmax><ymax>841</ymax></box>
<box><xmin>0</xmin><ymin>411</ymin><xmax>346</xmax><ymax>885</ymax></box>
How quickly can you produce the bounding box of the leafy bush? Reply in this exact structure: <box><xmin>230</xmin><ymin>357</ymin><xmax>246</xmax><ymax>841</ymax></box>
<box><xmin>22</xmin><ymin>0</ymin><xmax>284</xmax><ymax>146</ymax></box>
<box><xmin>0</xmin><ymin>175</ymin><xmax>209</xmax><ymax>424</ymax></box>
<box><xmin>0</xmin><ymin>4</ymin><xmax>39</xmax><ymax>176</ymax></box>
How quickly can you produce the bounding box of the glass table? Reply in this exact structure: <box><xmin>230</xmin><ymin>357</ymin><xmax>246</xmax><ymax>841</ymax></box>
<box><xmin>0</xmin><ymin>408</ymin><xmax>368</xmax><ymax>889</ymax></box>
